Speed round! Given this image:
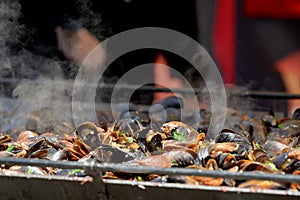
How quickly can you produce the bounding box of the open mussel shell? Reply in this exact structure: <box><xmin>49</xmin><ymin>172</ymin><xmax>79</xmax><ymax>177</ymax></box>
<box><xmin>293</xmin><ymin>108</ymin><xmax>300</xmax><ymax>120</ymax></box>
<box><xmin>17</xmin><ymin>130</ymin><xmax>38</xmax><ymax>141</ymax></box>
<box><xmin>237</xmin><ymin>114</ymin><xmax>267</xmax><ymax>145</ymax></box>
<box><xmin>215</xmin><ymin>129</ymin><xmax>252</xmax><ymax>154</ymax></box>
<box><xmin>160</xmin><ymin>121</ymin><xmax>200</xmax><ymax>143</ymax></box>
<box><xmin>264</xmin><ymin>140</ymin><xmax>290</xmax><ymax>157</ymax></box>
<box><xmin>278</xmin><ymin>119</ymin><xmax>300</xmax><ymax>137</ymax></box>
<box><xmin>75</xmin><ymin>122</ymin><xmax>103</xmax><ymax>149</ymax></box>
<box><xmin>239</xmin><ymin>161</ymin><xmax>278</xmax><ymax>173</ymax></box>
<box><xmin>25</xmin><ymin>137</ymin><xmax>54</xmax><ymax>158</ymax></box>
<box><xmin>218</xmin><ymin>153</ymin><xmax>237</xmax><ymax>169</ymax></box>
<box><xmin>88</xmin><ymin>144</ymin><xmax>135</xmax><ymax>164</ymax></box>
<box><xmin>119</xmin><ymin>109</ymin><xmax>150</xmax><ymax>127</ymax></box>
<box><xmin>72</xmin><ymin>138</ymin><xmax>91</xmax><ymax>155</ymax></box>
<box><xmin>136</xmin><ymin>128</ymin><xmax>163</xmax><ymax>153</ymax></box>
<box><xmin>135</xmin><ymin>148</ymin><xmax>198</xmax><ymax>168</ymax></box>
<box><xmin>250</xmin><ymin>149</ymin><xmax>270</xmax><ymax>163</ymax></box>
<box><xmin>0</xmin><ymin>134</ymin><xmax>12</xmax><ymax>144</ymax></box>
<box><xmin>272</xmin><ymin>149</ymin><xmax>300</xmax><ymax>173</ymax></box>
<box><xmin>165</xmin><ymin>149</ymin><xmax>199</xmax><ymax>167</ymax></box>
<box><xmin>115</xmin><ymin>118</ymin><xmax>144</xmax><ymax>138</ymax></box>
<box><xmin>51</xmin><ymin>149</ymin><xmax>69</xmax><ymax>161</ymax></box>
<box><xmin>262</xmin><ymin>114</ymin><xmax>278</xmax><ymax>129</ymax></box>
<box><xmin>198</xmin><ymin>142</ymin><xmax>240</xmax><ymax>167</ymax></box>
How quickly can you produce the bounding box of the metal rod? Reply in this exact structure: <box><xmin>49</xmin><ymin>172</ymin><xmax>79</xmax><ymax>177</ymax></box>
<box><xmin>1</xmin><ymin>158</ymin><xmax>300</xmax><ymax>183</ymax></box>
<box><xmin>1</xmin><ymin>78</ymin><xmax>300</xmax><ymax>99</ymax></box>
<box><xmin>243</xmin><ymin>91</ymin><xmax>300</xmax><ymax>99</ymax></box>
<box><xmin>100</xmin><ymin>83</ymin><xmax>200</xmax><ymax>95</ymax></box>
<box><xmin>99</xmin><ymin>84</ymin><xmax>300</xmax><ymax>99</ymax></box>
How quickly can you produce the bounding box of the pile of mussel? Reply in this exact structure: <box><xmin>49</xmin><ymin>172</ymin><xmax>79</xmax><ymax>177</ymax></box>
<box><xmin>0</xmin><ymin>107</ymin><xmax>300</xmax><ymax>191</ymax></box>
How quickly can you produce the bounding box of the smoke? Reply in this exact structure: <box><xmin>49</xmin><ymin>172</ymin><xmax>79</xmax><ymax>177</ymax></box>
<box><xmin>0</xmin><ymin>0</ymin><xmax>23</xmax><ymax>81</ymax></box>
<box><xmin>0</xmin><ymin>0</ymin><xmax>75</xmax><ymax>135</ymax></box>
<box><xmin>0</xmin><ymin>0</ymin><xmax>261</xmax><ymax>137</ymax></box>
<box><xmin>0</xmin><ymin>0</ymin><xmax>112</xmax><ymax>136</ymax></box>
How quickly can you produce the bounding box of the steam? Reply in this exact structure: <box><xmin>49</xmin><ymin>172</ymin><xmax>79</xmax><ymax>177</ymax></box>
<box><xmin>0</xmin><ymin>0</ymin><xmax>74</xmax><ymax>135</ymax></box>
<box><xmin>0</xmin><ymin>0</ymin><xmax>112</xmax><ymax>136</ymax></box>
<box><xmin>0</xmin><ymin>0</ymin><xmax>23</xmax><ymax>82</ymax></box>
<box><xmin>0</xmin><ymin>0</ymin><xmax>258</xmax><ymax>138</ymax></box>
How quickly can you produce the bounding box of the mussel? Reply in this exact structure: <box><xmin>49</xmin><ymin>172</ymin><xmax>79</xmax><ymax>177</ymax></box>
<box><xmin>215</xmin><ymin>128</ymin><xmax>252</xmax><ymax>154</ymax></box>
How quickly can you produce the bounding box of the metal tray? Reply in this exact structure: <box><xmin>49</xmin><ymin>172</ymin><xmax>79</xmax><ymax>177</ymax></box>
<box><xmin>0</xmin><ymin>158</ymin><xmax>300</xmax><ymax>200</ymax></box>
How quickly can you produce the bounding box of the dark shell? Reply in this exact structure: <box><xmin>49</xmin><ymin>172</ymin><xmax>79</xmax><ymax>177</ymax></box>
<box><xmin>215</xmin><ymin>129</ymin><xmax>252</xmax><ymax>154</ymax></box>
<box><xmin>264</xmin><ymin>141</ymin><xmax>290</xmax><ymax>157</ymax></box>
<box><xmin>293</xmin><ymin>108</ymin><xmax>300</xmax><ymax>120</ymax></box>
<box><xmin>272</xmin><ymin>150</ymin><xmax>300</xmax><ymax>173</ymax></box>
<box><xmin>251</xmin><ymin>149</ymin><xmax>270</xmax><ymax>163</ymax></box>
<box><xmin>89</xmin><ymin>144</ymin><xmax>135</xmax><ymax>163</ymax></box>
<box><xmin>218</xmin><ymin>153</ymin><xmax>237</xmax><ymax>169</ymax></box>
<box><xmin>164</xmin><ymin>149</ymin><xmax>198</xmax><ymax>167</ymax></box>
<box><xmin>137</xmin><ymin>128</ymin><xmax>163</xmax><ymax>153</ymax></box>
<box><xmin>75</xmin><ymin>122</ymin><xmax>103</xmax><ymax>149</ymax></box>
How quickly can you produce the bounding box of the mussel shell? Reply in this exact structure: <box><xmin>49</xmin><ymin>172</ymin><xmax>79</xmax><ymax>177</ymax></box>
<box><xmin>185</xmin><ymin>175</ymin><xmax>223</xmax><ymax>186</ymax></box>
<box><xmin>28</xmin><ymin>149</ymin><xmax>49</xmax><ymax>159</ymax></box>
<box><xmin>164</xmin><ymin>149</ymin><xmax>199</xmax><ymax>167</ymax></box>
<box><xmin>163</xmin><ymin>175</ymin><xmax>188</xmax><ymax>184</ymax></box>
<box><xmin>96</xmin><ymin>111</ymin><xmax>109</xmax><ymax>131</ymax></box>
<box><xmin>9</xmin><ymin>166</ymin><xmax>48</xmax><ymax>176</ymax></box>
<box><xmin>264</xmin><ymin>141</ymin><xmax>290</xmax><ymax>157</ymax></box>
<box><xmin>197</xmin><ymin>144</ymin><xmax>211</xmax><ymax>166</ymax></box>
<box><xmin>272</xmin><ymin>151</ymin><xmax>300</xmax><ymax>173</ymax></box>
<box><xmin>198</xmin><ymin>142</ymin><xmax>239</xmax><ymax>167</ymax></box>
<box><xmin>137</xmin><ymin>155</ymin><xmax>173</xmax><ymax>168</ymax></box>
<box><xmin>51</xmin><ymin>149</ymin><xmax>69</xmax><ymax>161</ymax></box>
<box><xmin>246</xmin><ymin>119</ymin><xmax>267</xmax><ymax>145</ymax></box>
<box><xmin>161</xmin><ymin>121</ymin><xmax>200</xmax><ymax>143</ymax></box>
<box><xmin>262</xmin><ymin>114</ymin><xmax>278</xmax><ymax>128</ymax></box>
<box><xmin>75</xmin><ymin>122</ymin><xmax>103</xmax><ymax>149</ymax></box>
<box><xmin>0</xmin><ymin>134</ymin><xmax>12</xmax><ymax>145</ymax></box>
<box><xmin>161</xmin><ymin>121</ymin><xmax>197</xmax><ymax>137</ymax></box>
<box><xmin>25</xmin><ymin>137</ymin><xmax>53</xmax><ymax>157</ymax></box>
<box><xmin>210</xmin><ymin>142</ymin><xmax>240</xmax><ymax>154</ymax></box>
<box><xmin>293</xmin><ymin>108</ymin><xmax>300</xmax><ymax>120</ymax></box>
<box><xmin>115</xmin><ymin>119</ymin><xmax>143</xmax><ymax>137</ymax></box>
<box><xmin>206</xmin><ymin>158</ymin><xmax>219</xmax><ymax>170</ymax></box>
<box><xmin>218</xmin><ymin>153</ymin><xmax>236</xmax><ymax>169</ymax></box>
<box><xmin>89</xmin><ymin>144</ymin><xmax>135</xmax><ymax>163</ymax></box>
<box><xmin>42</xmin><ymin>147</ymin><xmax>57</xmax><ymax>160</ymax></box>
<box><xmin>73</xmin><ymin>138</ymin><xmax>91</xmax><ymax>155</ymax></box>
<box><xmin>251</xmin><ymin>149</ymin><xmax>270</xmax><ymax>163</ymax></box>
<box><xmin>119</xmin><ymin>110</ymin><xmax>150</xmax><ymax>126</ymax></box>
<box><xmin>146</xmin><ymin>133</ymin><xmax>163</xmax><ymax>152</ymax></box>
<box><xmin>215</xmin><ymin>129</ymin><xmax>252</xmax><ymax>154</ymax></box>
<box><xmin>240</xmin><ymin>161</ymin><xmax>277</xmax><ymax>173</ymax></box>
<box><xmin>137</xmin><ymin>128</ymin><xmax>163</xmax><ymax>153</ymax></box>
<box><xmin>237</xmin><ymin>180</ymin><xmax>287</xmax><ymax>190</ymax></box>
<box><xmin>279</xmin><ymin>119</ymin><xmax>300</xmax><ymax>137</ymax></box>
<box><xmin>17</xmin><ymin>131</ymin><xmax>38</xmax><ymax>142</ymax></box>
<box><xmin>0</xmin><ymin>143</ymin><xmax>23</xmax><ymax>153</ymax></box>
